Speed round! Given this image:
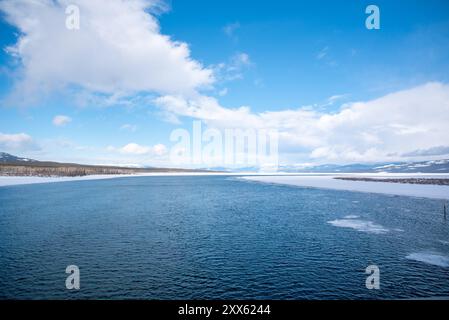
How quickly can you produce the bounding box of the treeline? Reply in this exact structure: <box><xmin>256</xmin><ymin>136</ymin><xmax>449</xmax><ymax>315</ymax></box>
<box><xmin>335</xmin><ymin>177</ymin><xmax>449</xmax><ymax>186</ymax></box>
<box><xmin>0</xmin><ymin>164</ymin><xmax>201</xmax><ymax>177</ymax></box>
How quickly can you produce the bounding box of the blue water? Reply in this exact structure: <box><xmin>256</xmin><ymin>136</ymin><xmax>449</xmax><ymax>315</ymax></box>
<box><xmin>0</xmin><ymin>176</ymin><xmax>448</xmax><ymax>299</ymax></box>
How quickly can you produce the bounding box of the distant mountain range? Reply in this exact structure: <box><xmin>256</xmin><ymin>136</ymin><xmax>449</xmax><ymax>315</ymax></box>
<box><xmin>206</xmin><ymin>159</ymin><xmax>449</xmax><ymax>173</ymax></box>
<box><xmin>276</xmin><ymin>159</ymin><xmax>449</xmax><ymax>173</ymax></box>
<box><xmin>0</xmin><ymin>152</ymin><xmax>41</xmax><ymax>165</ymax></box>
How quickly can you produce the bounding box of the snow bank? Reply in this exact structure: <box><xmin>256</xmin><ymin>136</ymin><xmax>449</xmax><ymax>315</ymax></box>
<box><xmin>0</xmin><ymin>172</ymin><xmax>233</xmax><ymax>187</ymax></box>
<box><xmin>240</xmin><ymin>175</ymin><xmax>449</xmax><ymax>199</ymax></box>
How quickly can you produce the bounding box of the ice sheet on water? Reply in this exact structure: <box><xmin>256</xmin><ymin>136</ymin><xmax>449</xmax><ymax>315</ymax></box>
<box><xmin>406</xmin><ymin>252</ymin><xmax>449</xmax><ymax>268</ymax></box>
<box><xmin>241</xmin><ymin>175</ymin><xmax>449</xmax><ymax>200</ymax></box>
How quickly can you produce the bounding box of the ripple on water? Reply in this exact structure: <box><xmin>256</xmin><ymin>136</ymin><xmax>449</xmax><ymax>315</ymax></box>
<box><xmin>1</xmin><ymin>176</ymin><xmax>449</xmax><ymax>299</ymax></box>
<box><xmin>343</xmin><ymin>215</ymin><xmax>359</xmax><ymax>219</ymax></box>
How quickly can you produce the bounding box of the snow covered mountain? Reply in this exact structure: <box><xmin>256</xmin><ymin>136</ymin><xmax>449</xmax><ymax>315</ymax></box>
<box><xmin>206</xmin><ymin>159</ymin><xmax>449</xmax><ymax>173</ymax></box>
<box><xmin>278</xmin><ymin>159</ymin><xmax>449</xmax><ymax>173</ymax></box>
<box><xmin>0</xmin><ymin>152</ymin><xmax>39</xmax><ymax>164</ymax></box>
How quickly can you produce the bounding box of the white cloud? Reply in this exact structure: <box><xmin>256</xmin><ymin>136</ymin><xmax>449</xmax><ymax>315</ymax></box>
<box><xmin>213</xmin><ymin>52</ymin><xmax>252</xmax><ymax>82</ymax></box>
<box><xmin>152</xmin><ymin>143</ymin><xmax>167</xmax><ymax>156</ymax></box>
<box><xmin>110</xmin><ymin>142</ymin><xmax>167</xmax><ymax>156</ymax></box>
<box><xmin>154</xmin><ymin>94</ymin><xmax>261</xmax><ymax>128</ymax></box>
<box><xmin>403</xmin><ymin>146</ymin><xmax>449</xmax><ymax>157</ymax></box>
<box><xmin>0</xmin><ymin>0</ymin><xmax>213</xmax><ymax>103</ymax></box>
<box><xmin>0</xmin><ymin>132</ymin><xmax>40</xmax><ymax>152</ymax></box>
<box><xmin>155</xmin><ymin>82</ymin><xmax>449</xmax><ymax>163</ymax></box>
<box><xmin>120</xmin><ymin>124</ymin><xmax>137</xmax><ymax>132</ymax></box>
<box><xmin>326</xmin><ymin>94</ymin><xmax>348</xmax><ymax>105</ymax></box>
<box><xmin>53</xmin><ymin>115</ymin><xmax>72</xmax><ymax>126</ymax></box>
<box><xmin>316</xmin><ymin>46</ymin><xmax>337</xmax><ymax>67</ymax></box>
<box><xmin>120</xmin><ymin>143</ymin><xmax>152</xmax><ymax>155</ymax></box>
<box><xmin>223</xmin><ymin>22</ymin><xmax>240</xmax><ymax>39</ymax></box>
<box><xmin>233</xmin><ymin>52</ymin><xmax>251</xmax><ymax>66</ymax></box>
<box><xmin>218</xmin><ymin>88</ymin><xmax>228</xmax><ymax>96</ymax></box>
<box><xmin>316</xmin><ymin>46</ymin><xmax>329</xmax><ymax>60</ymax></box>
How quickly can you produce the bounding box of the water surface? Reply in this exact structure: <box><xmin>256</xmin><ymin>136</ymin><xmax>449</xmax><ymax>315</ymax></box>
<box><xmin>0</xmin><ymin>176</ymin><xmax>448</xmax><ymax>299</ymax></box>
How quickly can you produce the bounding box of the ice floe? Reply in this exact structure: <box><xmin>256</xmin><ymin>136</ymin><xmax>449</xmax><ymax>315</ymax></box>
<box><xmin>327</xmin><ymin>218</ymin><xmax>389</xmax><ymax>234</ymax></box>
<box><xmin>406</xmin><ymin>252</ymin><xmax>449</xmax><ymax>268</ymax></box>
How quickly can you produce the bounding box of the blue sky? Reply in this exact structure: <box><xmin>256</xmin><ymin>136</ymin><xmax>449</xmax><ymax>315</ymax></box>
<box><xmin>1</xmin><ymin>0</ymin><xmax>449</xmax><ymax>168</ymax></box>
<box><xmin>161</xmin><ymin>0</ymin><xmax>449</xmax><ymax>105</ymax></box>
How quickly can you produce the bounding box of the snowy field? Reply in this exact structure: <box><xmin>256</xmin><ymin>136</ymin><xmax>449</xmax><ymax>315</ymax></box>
<box><xmin>240</xmin><ymin>174</ymin><xmax>449</xmax><ymax>200</ymax></box>
<box><xmin>0</xmin><ymin>172</ymin><xmax>233</xmax><ymax>187</ymax></box>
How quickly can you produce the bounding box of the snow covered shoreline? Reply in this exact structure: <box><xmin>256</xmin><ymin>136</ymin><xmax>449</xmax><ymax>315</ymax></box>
<box><xmin>0</xmin><ymin>172</ymin><xmax>233</xmax><ymax>187</ymax></box>
<box><xmin>240</xmin><ymin>174</ymin><xmax>449</xmax><ymax>200</ymax></box>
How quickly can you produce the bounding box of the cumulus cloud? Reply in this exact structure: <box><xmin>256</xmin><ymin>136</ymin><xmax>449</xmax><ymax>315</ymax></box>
<box><xmin>0</xmin><ymin>0</ymin><xmax>213</xmax><ymax>103</ymax></box>
<box><xmin>53</xmin><ymin>115</ymin><xmax>72</xmax><ymax>126</ymax></box>
<box><xmin>154</xmin><ymin>94</ymin><xmax>261</xmax><ymax>128</ymax></box>
<box><xmin>0</xmin><ymin>133</ymin><xmax>40</xmax><ymax>152</ymax></box>
<box><xmin>120</xmin><ymin>143</ymin><xmax>153</xmax><ymax>155</ymax></box>
<box><xmin>155</xmin><ymin>82</ymin><xmax>449</xmax><ymax>163</ymax></box>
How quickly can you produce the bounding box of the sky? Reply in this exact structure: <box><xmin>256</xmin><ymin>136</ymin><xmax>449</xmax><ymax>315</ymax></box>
<box><xmin>0</xmin><ymin>0</ymin><xmax>449</xmax><ymax>169</ymax></box>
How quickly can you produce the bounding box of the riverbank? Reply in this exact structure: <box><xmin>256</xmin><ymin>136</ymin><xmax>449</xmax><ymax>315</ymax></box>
<box><xmin>335</xmin><ymin>177</ymin><xmax>449</xmax><ymax>185</ymax></box>
<box><xmin>0</xmin><ymin>172</ymin><xmax>233</xmax><ymax>187</ymax></box>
